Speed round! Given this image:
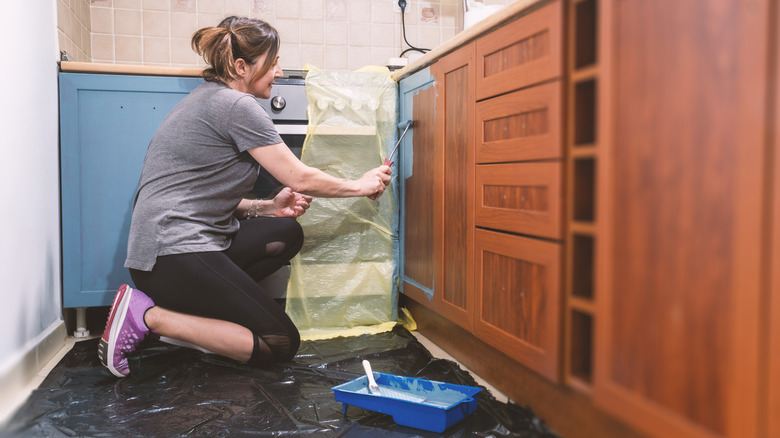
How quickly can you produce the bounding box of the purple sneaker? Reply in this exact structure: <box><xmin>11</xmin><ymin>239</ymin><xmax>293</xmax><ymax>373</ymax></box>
<box><xmin>98</xmin><ymin>284</ymin><xmax>154</xmax><ymax>377</ymax></box>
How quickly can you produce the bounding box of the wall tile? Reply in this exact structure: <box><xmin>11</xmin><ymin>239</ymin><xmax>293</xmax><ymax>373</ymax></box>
<box><xmin>419</xmin><ymin>2</ymin><xmax>438</xmax><ymax>24</ymax></box>
<box><xmin>371</xmin><ymin>23</ymin><xmax>393</xmax><ymax>48</ymax></box>
<box><xmin>115</xmin><ymin>9</ymin><xmax>142</xmax><ymax>35</ymax></box>
<box><xmin>323</xmin><ymin>45</ymin><xmax>347</xmax><ymax>69</ymax></box>
<box><xmin>91</xmin><ymin>33</ymin><xmax>114</xmax><ymax>60</ymax></box>
<box><xmin>143</xmin><ymin>0</ymin><xmax>169</xmax><ymax>10</ymax></box>
<box><xmin>143</xmin><ymin>36</ymin><xmax>171</xmax><ymax>62</ymax></box>
<box><xmin>75</xmin><ymin>0</ymin><xmax>92</xmax><ymax>29</ymax></box>
<box><xmin>323</xmin><ymin>21</ymin><xmax>347</xmax><ymax>45</ymax></box>
<box><xmin>300</xmin><ymin>0</ymin><xmax>323</xmax><ymax>19</ymax></box>
<box><xmin>114</xmin><ymin>0</ymin><xmax>141</xmax><ymax>8</ymax></box>
<box><xmin>279</xmin><ymin>42</ymin><xmax>300</xmax><ymax>69</ymax></box>
<box><xmin>347</xmin><ymin>0</ymin><xmax>369</xmax><ymax>23</ymax></box>
<box><xmin>347</xmin><ymin>23</ymin><xmax>371</xmax><ymax>46</ymax></box>
<box><xmin>76</xmin><ymin>0</ymin><xmax>494</xmax><ymax>68</ymax></box>
<box><xmin>299</xmin><ymin>19</ymin><xmax>323</xmax><ymax>44</ymax></box>
<box><xmin>115</xmin><ymin>35</ymin><xmax>142</xmax><ymax>61</ymax></box>
<box><xmin>198</xmin><ymin>0</ymin><xmax>224</xmax><ymax>14</ymax></box>
<box><xmin>170</xmin><ymin>0</ymin><xmax>194</xmax><ymax>12</ymax></box>
<box><xmin>300</xmin><ymin>44</ymin><xmax>324</xmax><ymax>68</ymax></box>
<box><xmin>440</xmin><ymin>4</ymin><xmax>456</xmax><ymax>27</ymax></box>
<box><xmin>275</xmin><ymin>18</ymin><xmax>300</xmax><ymax>44</ymax></box>
<box><xmin>251</xmin><ymin>0</ymin><xmax>274</xmax><ymax>16</ymax></box>
<box><xmin>324</xmin><ymin>0</ymin><xmax>346</xmax><ymax>20</ymax></box>
<box><xmin>348</xmin><ymin>45</ymin><xmax>371</xmax><ymax>70</ymax></box>
<box><xmin>224</xmin><ymin>0</ymin><xmax>250</xmax><ymax>16</ymax></box>
<box><xmin>372</xmin><ymin>46</ymin><xmax>396</xmax><ymax>66</ymax></box>
<box><xmin>81</xmin><ymin>25</ymin><xmax>93</xmax><ymax>57</ymax></box>
<box><xmin>197</xmin><ymin>13</ymin><xmax>225</xmax><ymax>27</ymax></box>
<box><xmin>171</xmin><ymin>12</ymin><xmax>197</xmax><ymax>38</ymax></box>
<box><xmin>371</xmin><ymin>0</ymin><xmax>394</xmax><ymax>24</ymax></box>
<box><xmin>143</xmin><ymin>11</ymin><xmax>170</xmax><ymax>37</ymax></box>
<box><xmin>91</xmin><ymin>7</ymin><xmax>113</xmax><ymax>33</ymax></box>
<box><xmin>171</xmin><ymin>37</ymin><xmax>199</xmax><ymax>64</ymax></box>
<box><xmin>275</xmin><ymin>0</ymin><xmax>299</xmax><ymax>19</ymax></box>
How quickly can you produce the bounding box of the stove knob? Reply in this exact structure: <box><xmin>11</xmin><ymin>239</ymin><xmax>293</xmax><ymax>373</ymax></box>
<box><xmin>271</xmin><ymin>95</ymin><xmax>286</xmax><ymax>111</ymax></box>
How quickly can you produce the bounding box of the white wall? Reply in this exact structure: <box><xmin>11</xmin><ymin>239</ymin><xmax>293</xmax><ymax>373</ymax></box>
<box><xmin>0</xmin><ymin>0</ymin><xmax>63</xmax><ymax>393</ymax></box>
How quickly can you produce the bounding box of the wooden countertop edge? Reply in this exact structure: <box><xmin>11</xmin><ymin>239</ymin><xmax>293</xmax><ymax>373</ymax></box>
<box><xmin>60</xmin><ymin>61</ymin><xmax>205</xmax><ymax>77</ymax></box>
<box><xmin>391</xmin><ymin>0</ymin><xmax>549</xmax><ymax>81</ymax></box>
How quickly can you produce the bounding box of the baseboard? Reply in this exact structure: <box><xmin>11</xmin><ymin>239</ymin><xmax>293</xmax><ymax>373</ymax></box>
<box><xmin>0</xmin><ymin>320</ymin><xmax>67</xmax><ymax>426</ymax></box>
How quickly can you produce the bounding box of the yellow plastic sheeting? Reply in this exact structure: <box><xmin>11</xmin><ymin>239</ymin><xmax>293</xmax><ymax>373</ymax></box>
<box><xmin>287</xmin><ymin>68</ymin><xmax>398</xmax><ymax>340</ymax></box>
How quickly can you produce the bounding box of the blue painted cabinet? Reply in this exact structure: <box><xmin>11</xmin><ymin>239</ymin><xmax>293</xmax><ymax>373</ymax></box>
<box><xmin>59</xmin><ymin>73</ymin><xmax>202</xmax><ymax>308</ymax></box>
<box><xmin>397</xmin><ymin>68</ymin><xmax>436</xmax><ymax>303</ymax></box>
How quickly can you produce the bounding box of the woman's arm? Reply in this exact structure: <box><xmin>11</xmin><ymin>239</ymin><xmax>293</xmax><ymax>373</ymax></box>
<box><xmin>248</xmin><ymin>142</ymin><xmax>391</xmax><ymax>198</ymax></box>
<box><xmin>234</xmin><ymin>187</ymin><xmax>313</xmax><ymax>219</ymax></box>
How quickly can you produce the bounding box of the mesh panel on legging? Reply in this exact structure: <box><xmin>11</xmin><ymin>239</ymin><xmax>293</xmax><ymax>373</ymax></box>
<box><xmin>129</xmin><ymin>217</ymin><xmax>304</xmax><ymax>363</ymax></box>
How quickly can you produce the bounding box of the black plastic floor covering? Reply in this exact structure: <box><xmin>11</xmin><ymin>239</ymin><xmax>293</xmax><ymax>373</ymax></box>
<box><xmin>3</xmin><ymin>326</ymin><xmax>559</xmax><ymax>437</ymax></box>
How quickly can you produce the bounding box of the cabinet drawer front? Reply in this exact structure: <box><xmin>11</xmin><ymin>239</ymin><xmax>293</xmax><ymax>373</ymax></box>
<box><xmin>476</xmin><ymin>162</ymin><xmax>562</xmax><ymax>239</ymax></box>
<box><xmin>476</xmin><ymin>82</ymin><xmax>561</xmax><ymax>163</ymax></box>
<box><xmin>474</xmin><ymin>228</ymin><xmax>561</xmax><ymax>381</ymax></box>
<box><xmin>475</xmin><ymin>0</ymin><xmax>562</xmax><ymax>100</ymax></box>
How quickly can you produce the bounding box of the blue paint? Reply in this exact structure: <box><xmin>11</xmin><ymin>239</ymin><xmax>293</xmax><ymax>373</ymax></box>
<box><xmin>332</xmin><ymin>371</ymin><xmax>482</xmax><ymax>432</ymax></box>
<box><xmin>397</xmin><ymin>68</ymin><xmax>435</xmax><ymax>300</ymax></box>
<box><xmin>60</xmin><ymin>73</ymin><xmax>203</xmax><ymax>308</ymax></box>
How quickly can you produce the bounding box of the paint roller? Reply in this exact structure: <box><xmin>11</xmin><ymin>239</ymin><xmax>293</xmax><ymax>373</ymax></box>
<box><xmin>369</xmin><ymin>120</ymin><xmax>413</xmax><ymax>200</ymax></box>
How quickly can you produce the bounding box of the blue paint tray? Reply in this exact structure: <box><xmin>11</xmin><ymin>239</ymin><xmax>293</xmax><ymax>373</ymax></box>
<box><xmin>332</xmin><ymin>372</ymin><xmax>483</xmax><ymax>433</ymax></box>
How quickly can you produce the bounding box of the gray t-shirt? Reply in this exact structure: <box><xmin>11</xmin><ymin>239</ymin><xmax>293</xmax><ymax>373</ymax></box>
<box><xmin>125</xmin><ymin>80</ymin><xmax>283</xmax><ymax>271</ymax></box>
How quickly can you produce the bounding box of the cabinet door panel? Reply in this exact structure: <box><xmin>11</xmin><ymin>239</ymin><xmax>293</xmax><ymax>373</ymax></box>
<box><xmin>433</xmin><ymin>44</ymin><xmax>476</xmax><ymax>329</ymax></box>
<box><xmin>476</xmin><ymin>82</ymin><xmax>562</xmax><ymax>163</ymax></box>
<box><xmin>476</xmin><ymin>162</ymin><xmax>561</xmax><ymax>239</ymax></box>
<box><xmin>59</xmin><ymin>73</ymin><xmax>202</xmax><ymax>308</ymax></box>
<box><xmin>399</xmin><ymin>69</ymin><xmax>437</xmax><ymax>305</ymax></box>
<box><xmin>474</xmin><ymin>229</ymin><xmax>561</xmax><ymax>381</ymax></box>
<box><xmin>476</xmin><ymin>0</ymin><xmax>562</xmax><ymax>100</ymax></box>
<box><xmin>593</xmin><ymin>1</ymin><xmax>768</xmax><ymax>437</ymax></box>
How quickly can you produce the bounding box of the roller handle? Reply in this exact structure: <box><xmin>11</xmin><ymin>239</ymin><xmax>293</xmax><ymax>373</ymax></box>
<box><xmin>362</xmin><ymin>360</ymin><xmax>380</xmax><ymax>394</ymax></box>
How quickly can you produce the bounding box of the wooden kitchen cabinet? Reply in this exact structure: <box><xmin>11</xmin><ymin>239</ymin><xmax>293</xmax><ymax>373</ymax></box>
<box><xmin>589</xmin><ymin>1</ymin><xmax>772</xmax><ymax>437</ymax></box>
<box><xmin>431</xmin><ymin>44</ymin><xmax>476</xmax><ymax>330</ymax></box>
<box><xmin>397</xmin><ymin>43</ymin><xmax>476</xmax><ymax>331</ymax></box>
<box><xmin>398</xmin><ymin>0</ymin><xmax>780</xmax><ymax>436</ymax></box>
<box><xmin>475</xmin><ymin>0</ymin><xmax>563</xmax><ymax>101</ymax></box>
<box><xmin>474</xmin><ymin>229</ymin><xmax>561</xmax><ymax>381</ymax></box>
<box><xmin>475</xmin><ymin>160</ymin><xmax>562</xmax><ymax>239</ymax></box>
<box><xmin>399</xmin><ymin>1</ymin><xmax>564</xmax><ymax>380</ymax></box>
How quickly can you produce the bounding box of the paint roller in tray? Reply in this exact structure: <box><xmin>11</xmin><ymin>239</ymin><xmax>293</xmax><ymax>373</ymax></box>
<box><xmin>362</xmin><ymin>360</ymin><xmax>427</xmax><ymax>403</ymax></box>
<box><xmin>368</xmin><ymin>120</ymin><xmax>413</xmax><ymax>200</ymax></box>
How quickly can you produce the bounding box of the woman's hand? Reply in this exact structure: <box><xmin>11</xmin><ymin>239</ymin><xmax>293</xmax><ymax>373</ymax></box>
<box><xmin>360</xmin><ymin>164</ymin><xmax>392</xmax><ymax>199</ymax></box>
<box><xmin>273</xmin><ymin>187</ymin><xmax>313</xmax><ymax>218</ymax></box>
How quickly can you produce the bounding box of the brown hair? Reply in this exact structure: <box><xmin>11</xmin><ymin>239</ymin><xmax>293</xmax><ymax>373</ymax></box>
<box><xmin>191</xmin><ymin>16</ymin><xmax>280</xmax><ymax>84</ymax></box>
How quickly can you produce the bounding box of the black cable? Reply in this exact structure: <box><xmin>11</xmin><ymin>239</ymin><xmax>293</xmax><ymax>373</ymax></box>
<box><xmin>398</xmin><ymin>0</ymin><xmax>430</xmax><ymax>57</ymax></box>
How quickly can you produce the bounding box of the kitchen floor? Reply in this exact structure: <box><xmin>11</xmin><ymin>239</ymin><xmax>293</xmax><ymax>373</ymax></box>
<box><xmin>0</xmin><ymin>329</ymin><xmax>509</xmax><ymax>431</ymax></box>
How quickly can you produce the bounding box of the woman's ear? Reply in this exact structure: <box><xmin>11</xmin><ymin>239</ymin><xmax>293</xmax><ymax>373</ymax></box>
<box><xmin>234</xmin><ymin>58</ymin><xmax>248</xmax><ymax>77</ymax></box>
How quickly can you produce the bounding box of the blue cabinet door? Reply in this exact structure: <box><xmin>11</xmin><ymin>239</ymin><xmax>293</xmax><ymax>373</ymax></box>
<box><xmin>59</xmin><ymin>73</ymin><xmax>202</xmax><ymax>308</ymax></box>
<box><xmin>397</xmin><ymin>68</ymin><xmax>435</xmax><ymax>300</ymax></box>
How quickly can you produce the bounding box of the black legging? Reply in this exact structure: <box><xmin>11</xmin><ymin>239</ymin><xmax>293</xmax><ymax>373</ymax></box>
<box><xmin>129</xmin><ymin>217</ymin><xmax>304</xmax><ymax>364</ymax></box>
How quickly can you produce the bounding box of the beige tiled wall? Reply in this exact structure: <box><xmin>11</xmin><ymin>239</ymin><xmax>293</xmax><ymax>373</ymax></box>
<box><xmin>57</xmin><ymin>0</ymin><xmax>92</xmax><ymax>62</ymax></box>
<box><xmin>58</xmin><ymin>0</ymin><xmax>511</xmax><ymax>70</ymax></box>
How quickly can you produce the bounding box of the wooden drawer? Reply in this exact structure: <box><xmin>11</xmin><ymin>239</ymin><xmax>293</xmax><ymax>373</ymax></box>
<box><xmin>475</xmin><ymin>0</ymin><xmax>562</xmax><ymax>101</ymax></box>
<box><xmin>476</xmin><ymin>162</ymin><xmax>562</xmax><ymax>239</ymax></box>
<box><xmin>473</xmin><ymin>228</ymin><xmax>561</xmax><ymax>381</ymax></box>
<box><xmin>476</xmin><ymin>81</ymin><xmax>561</xmax><ymax>163</ymax></box>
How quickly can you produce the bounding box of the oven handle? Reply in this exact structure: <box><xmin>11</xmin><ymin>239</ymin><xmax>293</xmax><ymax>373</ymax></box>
<box><xmin>275</xmin><ymin>124</ymin><xmax>308</xmax><ymax>136</ymax></box>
